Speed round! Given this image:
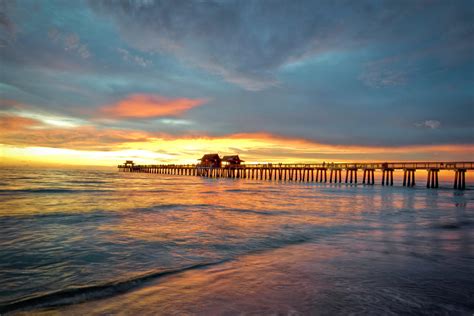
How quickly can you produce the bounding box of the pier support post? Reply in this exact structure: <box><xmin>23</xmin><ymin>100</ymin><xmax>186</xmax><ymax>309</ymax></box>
<box><xmin>381</xmin><ymin>169</ymin><xmax>393</xmax><ymax>186</ymax></box>
<box><xmin>427</xmin><ymin>169</ymin><xmax>439</xmax><ymax>188</ymax></box>
<box><xmin>345</xmin><ymin>168</ymin><xmax>357</xmax><ymax>184</ymax></box>
<box><xmin>331</xmin><ymin>169</ymin><xmax>342</xmax><ymax>183</ymax></box>
<box><xmin>403</xmin><ymin>169</ymin><xmax>416</xmax><ymax>187</ymax></box>
<box><xmin>454</xmin><ymin>169</ymin><xmax>466</xmax><ymax>190</ymax></box>
<box><xmin>315</xmin><ymin>168</ymin><xmax>326</xmax><ymax>183</ymax></box>
<box><xmin>363</xmin><ymin>169</ymin><xmax>375</xmax><ymax>185</ymax></box>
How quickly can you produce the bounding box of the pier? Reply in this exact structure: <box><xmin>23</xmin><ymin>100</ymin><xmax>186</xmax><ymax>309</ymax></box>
<box><xmin>118</xmin><ymin>160</ymin><xmax>472</xmax><ymax>190</ymax></box>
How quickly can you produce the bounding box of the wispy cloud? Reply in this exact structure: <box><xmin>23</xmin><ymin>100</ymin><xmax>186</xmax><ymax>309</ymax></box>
<box><xmin>0</xmin><ymin>99</ymin><xmax>86</xmax><ymax>128</ymax></box>
<box><xmin>415</xmin><ymin>120</ymin><xmax>441</xmax><ymax>129</ymax></box>
<box><xmin>100</xmin><ymin>94</ymin><xmax>207</xmax><ymax>119</ymax></box>
<box><xmin>117</xmin><ymin>48</ymin><xmax>152</xmax><ymax>67</ymax></box>
<box><xmin>359</xmin><ymin>58</ymin><xmax>409</xmax><ymax>88</ymax></box>
<box><xmin>0</xmin><ymin>114</ymin><xmax>150</xmax><ymax>150</ymax></box>
<box><xmin>48</xmin><ymin>28</ymin><xmax>91</xmax><ymax>59</ymax></box>
<box><xmin>0</xmin><ymin>0</ymin><xmax>17</xmax><ymax>47</ymax></box>
<box><xmin>0</xmin><ymin>114</ymin><xmax>40</xmax><ymax>130</ymax></box>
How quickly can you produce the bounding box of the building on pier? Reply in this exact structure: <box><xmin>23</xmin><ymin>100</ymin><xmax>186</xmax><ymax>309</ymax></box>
<box><xmin>124</xmin><ymin>160</ymin><xmax>134</xmax><ymax>167</ymax></box>
<box><xmin>198</xmin><ymin>154</ymin><xmax>222</xmax><ymax>168</ymax></box>
<box><xmin>222</xmin><ymin>155</ymin><xmax>244</xmax><ymax>167</ymax></box>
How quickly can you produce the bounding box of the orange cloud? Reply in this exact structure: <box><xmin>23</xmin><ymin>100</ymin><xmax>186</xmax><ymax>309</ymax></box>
<box><xmin>1</xmin><ymin>113</ymin><xmax>473</xmax><ymax>166</ymax></box>
<box><xmin>0</xmin><ymin>115</ymin><xmax>42</xmax><ymax>130</ymax></box>
<box><xmin>0</xmin><ymin>114</ymin><xmax>151</xmax><ymax>150</ymax></box>
<box><xmin>100</xmin><ymin>94</ymin><xmax>206</xmax><ymax>118</ymax></box>
<box><xmin>0</xmin><ymin>99</ymin><xmax>28</xmax><ymax>110</ymax></box>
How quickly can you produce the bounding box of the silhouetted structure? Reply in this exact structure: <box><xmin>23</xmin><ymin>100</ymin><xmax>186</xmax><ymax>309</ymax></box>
<box><xmin>199</xmin><ymin>154</ymin><xmax>221</xmax><ymax>168</ymax></box>
<box><xmin>118</xmin><ymin>160</ymin><xmax>472</xmax><ymax>190</ymax></box>
<box><xmin>222</xmin><ymin>155</ymin><xmax>244</xmax><ymax>167</ymax></box>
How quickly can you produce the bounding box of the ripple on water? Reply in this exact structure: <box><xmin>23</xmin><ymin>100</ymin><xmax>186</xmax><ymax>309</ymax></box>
<box><xmin>0</xmin><ymin>168</ymin><xmax>473</xmax><ymax>314</ymax></box>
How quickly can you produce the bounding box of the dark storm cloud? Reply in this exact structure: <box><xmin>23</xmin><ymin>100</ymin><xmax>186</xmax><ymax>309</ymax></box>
<box><xmin>90</xmin><ymin>0</ymin><xmax>474</xmax><ymax>90</ymax></box>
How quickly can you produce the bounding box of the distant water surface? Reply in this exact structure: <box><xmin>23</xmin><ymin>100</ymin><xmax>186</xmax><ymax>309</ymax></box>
<box><xmin>0</xmin><ymin>167</ymin><xmax>473</xmax><ymax>314</ymax></box>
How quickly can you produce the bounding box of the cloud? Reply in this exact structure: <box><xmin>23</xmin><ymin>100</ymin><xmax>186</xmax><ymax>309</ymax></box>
<box><xmin>0</xmin><ymin>99</ymin><xmax>25</xmax><ymax>110</ymax></box>
<box><xmin>0</xmin><ymin>1</ymin><xmax>472</xmax><ymax>151</ymax></box>
<box><xmin>0</xmin><ymin>0</ymin><xmax>17</xmax><ymax>47</ymax></box>
<box><xmin>117</xmin><ymin>48</ymin><xmax>152</xmax><ymax>67</ymax></box>
<box><xmin>359</xmin><ymin>57</ymin><xmax>409</xmax><ymax>87</ymax></box>
<box><xmin>415</xmin><ymin>120</ymin><xmax>441</xmax><ymax>129</ymax></box>
<box><xmin>0</xmin><ymin>100</ymin><xmax>87</xmax><ymax>128</ymax></box>
<box><xmin>88</xmin><ymin>1</ymin><xmax>351</xmax><ymax>90</ymax></box>
<box><xmin>0</xmin><ymin>114</ymin><xmax>151</xmax><ymax>150</ymax></box>
<box><xmin>0</xmin><ymin>114</ymin><xmax>41</xmax><ymax>130</ymax></box>
<box><xmin>1</xmin><ymin>113</ymin><xmax>473</xmax><ymax>165</ymax></box>
<box><xmin>100</xmin><ymin>94</ymin><xmax>207</xmax><ymax>118</ymax></box>
<box><xmin>90</xmin><ymin>0</ymin><xmax>474</xmax><ymax>90</ymax></box>
<box><xmin>88</xmin><ymin>1</ymin><xmax>321</xmax><ymax>89</ymax></box>
<box><xmin>48</xmin><ymin>28</ymin><xmax>91</xmax><ymax>59</ymax></box>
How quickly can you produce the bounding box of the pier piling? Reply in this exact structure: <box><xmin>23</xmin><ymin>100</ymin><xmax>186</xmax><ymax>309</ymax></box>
<box><xmin>454</xmin><ymin>169</ymin><xmax>466</xmax><ymax>190</ymax></box>
<box><xmin>403</xmin><ymin>169</ymin><xmax>416</xmax><ymax>187</ymax></box>
<box><xmin>427</xmin><ymin>169</ymin><xmax>439</xmax><ymax>188</ymax></box>
<box><xmin>118</xmin><ymin>161</ymin><xmax>472</xmax><ymax>190</ymax></box>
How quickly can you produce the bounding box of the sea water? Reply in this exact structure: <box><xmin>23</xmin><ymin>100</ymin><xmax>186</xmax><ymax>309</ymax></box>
<box><xmin>0</xmin><ymin>167</ymin><xmax>473</xmax><ymax>314</ymax></box>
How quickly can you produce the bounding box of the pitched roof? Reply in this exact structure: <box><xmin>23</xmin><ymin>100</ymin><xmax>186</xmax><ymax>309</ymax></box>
<box><xmin>222</xmin><ymin>155</ymin><xmax>244</xmax><ymax>162</ymax></box>
<box><xmin>199</xmin><ymin>153</ymin><xmax>221</xmax><ymax>161</ymax></box>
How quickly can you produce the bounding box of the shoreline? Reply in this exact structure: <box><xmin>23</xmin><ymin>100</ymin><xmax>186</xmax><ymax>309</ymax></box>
<box><xmin>30</xmin><ymin>237</ymin><xmax>474</xmax><ymax>315</ymax></box>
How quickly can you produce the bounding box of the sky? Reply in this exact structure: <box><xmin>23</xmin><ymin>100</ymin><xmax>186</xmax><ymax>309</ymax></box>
<box><xmin>0</xmin><ymin>0</ymin><xmax>473</xmax><ymax>166</ymax></box>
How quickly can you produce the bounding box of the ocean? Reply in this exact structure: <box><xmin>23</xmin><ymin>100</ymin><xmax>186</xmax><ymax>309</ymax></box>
<box><xmin>0</xmin><ymin>167</ymin><xmax>473</xmax><ymax>315</ymax></box>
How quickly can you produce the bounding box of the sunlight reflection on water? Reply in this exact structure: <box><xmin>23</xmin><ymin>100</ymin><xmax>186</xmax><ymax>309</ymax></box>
<box><xmin>0</xmin><ymin>167</ymin><xmax>473</xmax><ymax>314</ymax></box>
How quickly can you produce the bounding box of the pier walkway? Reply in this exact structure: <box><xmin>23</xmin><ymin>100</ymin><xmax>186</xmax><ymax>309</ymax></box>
<box><xmin>118</xmin><ymin>161</ymin><xmax>473</xmax><ymax>190</ymax></box>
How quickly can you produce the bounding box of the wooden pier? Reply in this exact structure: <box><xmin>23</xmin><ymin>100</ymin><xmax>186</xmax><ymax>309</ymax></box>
<box><xmin>118</xmin><ymin>161</ymin><xmax>472</xmax><ymax>190</ymax></box>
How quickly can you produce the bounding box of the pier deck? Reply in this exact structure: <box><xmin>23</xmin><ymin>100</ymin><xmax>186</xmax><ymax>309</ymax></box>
<box><xmin>118</xmin><ymin>161</ymin><xmax>473</xmax><ymax>190</ymax></box>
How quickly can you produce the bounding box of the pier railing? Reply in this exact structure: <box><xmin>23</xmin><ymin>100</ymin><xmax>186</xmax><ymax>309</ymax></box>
<box><xmin>118</xmin><ymin>161</ymin><xmax>473</xmax><ymax>190</ymax></box>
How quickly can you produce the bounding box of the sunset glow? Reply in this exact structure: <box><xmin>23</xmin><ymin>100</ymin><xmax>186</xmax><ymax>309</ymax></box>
<box><xmin>0</xmin><ymin>1</ymin><xmax>472</xmax><ymax>166</ymax></box>
<box><xmin>100</xmin><ymin>94</ymin><xmax>206</xmax><ymax>118</ymax></box>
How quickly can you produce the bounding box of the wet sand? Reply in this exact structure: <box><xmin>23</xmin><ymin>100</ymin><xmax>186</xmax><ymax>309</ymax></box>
<box><xmin>40</xmin><ymin>237</ymin><xmax>473</xmax><ymax>315</ymax></box>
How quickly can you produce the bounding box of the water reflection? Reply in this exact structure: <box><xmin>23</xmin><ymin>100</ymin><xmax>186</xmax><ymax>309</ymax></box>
<box><xmin>0</xmin><ymin>167</ymin><xmax>472</xmax><ymax>314</ymax></box>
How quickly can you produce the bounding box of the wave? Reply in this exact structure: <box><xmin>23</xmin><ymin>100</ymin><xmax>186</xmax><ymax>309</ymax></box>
<box><xmin>225</xmin><ymin>189</ymin><xmax>256</xmax><ymax>193</ymax></box>
<box><xmin>0</xmin><ymin>210</ymin><xmax>114</xmax><ymax>221</ymax></box>
<box><xmin>0</xmin><ymin>223</ymin><xmax>351</xmax><ymax>314</ymax></box>
<box><xmin>0</xmin><ymin>261</ymin><xmax>227</xmax><ymax>314</ymax></box>
<box><xmin>133</xmin><ymin>203</ymin><xmax>214</xmax><ymax>213</ymax></box>
<box><xmin>432</xmin><ymin>220</ymin><xmax>474</xmax><ymax>230</ymax></box>
<box><xmin>0</xmin><ymin>188</ymin><xmax>111</xmax><ymax>195</ymax></box>
<box><xmin>225</xmin><ymin>188</ymin><xmax>282</xmax><ymax>194</ymax></box>
<box><xmin>67</xmin><ymin>180</ymin><xmax>108</xmax><ymax>184</ymax></box>
<box><xmin>141</xmin><ymin>189</ymin><xmax>173</xmax><ymax>193</ymax></box>
<box><xmin>132</xmin><ymin>204</ymin><xmax>288</xmax><ymax>216</ymax></box>
<box><xmin>221</xmin><ymin>207</ymin><xmax>290</xmax><ymax>216</ymax></box>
